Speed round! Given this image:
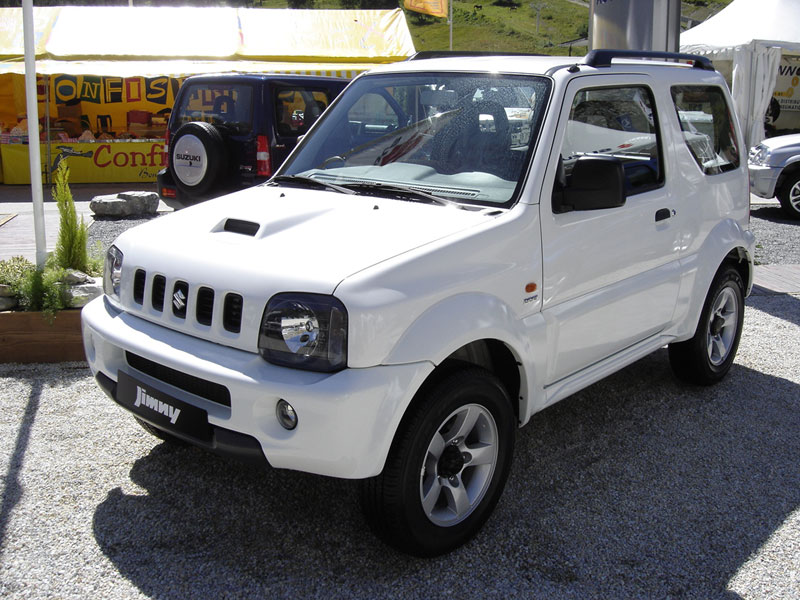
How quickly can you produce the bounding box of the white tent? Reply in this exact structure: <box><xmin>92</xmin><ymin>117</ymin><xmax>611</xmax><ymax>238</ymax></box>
<box><xmin>680</xmin><ymin>0</ymin><xmax>800</xmax><ymax>148</ymax></box>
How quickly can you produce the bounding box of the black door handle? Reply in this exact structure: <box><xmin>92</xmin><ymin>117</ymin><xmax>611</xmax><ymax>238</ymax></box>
<box><xmin>655</xmin><ymin>208</ymin><xmax>672</xmax><ymax>222</ymax></box>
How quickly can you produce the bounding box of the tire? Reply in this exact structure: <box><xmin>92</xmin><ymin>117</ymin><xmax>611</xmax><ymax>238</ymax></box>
<box><xmin>360</xmin><ymin>368</ymin><xmax>515</xmax><ymax>557</ymax></box>
<box><xmin>170</xmin><ymin>121</ymin><xmax>227</xmax><ymax>197</ymax></box>
<box><xmin>134</xmin><ymin>417</ymin><xmax>186</xmax><ymax>446</ymax></box>
<box><xmin>777</xmin><ymin>172</ymin><xmax>800</xmax><ymax>219</ymax></box>
<box><xmin>669</xmin><ymin>265</ymin><xmax>744</xmax><ymax>385</ymax></box>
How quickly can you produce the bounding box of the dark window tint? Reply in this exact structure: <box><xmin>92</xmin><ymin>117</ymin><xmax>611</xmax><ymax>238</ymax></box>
<box><xmin>274</xmin><ymin>87</ymin><xmax>332</xmax><ymax>137</ymax></box>
<box><xmin>671</xmin><ymin>85</ymin><xmax>740</xmax><ymax>175</ymax></box>
<box><xmin>175</xmin><ymin>83</ymin><xmax>254</xmax><ymax>135</ymax></box>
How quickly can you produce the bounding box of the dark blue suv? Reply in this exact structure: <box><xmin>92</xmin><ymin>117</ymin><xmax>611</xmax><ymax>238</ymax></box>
<box><xmin>157</xmin><ymin>73</ymin><xmax>348</xmax><ymax>208</ymax></box>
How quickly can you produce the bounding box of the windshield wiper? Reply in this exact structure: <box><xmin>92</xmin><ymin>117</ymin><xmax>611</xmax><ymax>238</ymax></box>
<box><xmin>271</xmin><ymin>175</ymin><xmax>355</xmax><ymax>195</ymax></box>
<box><xmin>338</xmin><ymin>182</ymin><xmax>458</xmax><ymax>207</ymax></box>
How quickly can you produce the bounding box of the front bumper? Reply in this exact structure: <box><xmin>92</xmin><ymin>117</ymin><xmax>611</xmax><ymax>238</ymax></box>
<box><xmin>748</xmin><ymin>164</ymin><xmax>781</xmax><ymax>199</ymax></box>
<box><xmin>82</xmin><ymin>296</ymin><xmax>433</xmax><ymax>479</ymax></box>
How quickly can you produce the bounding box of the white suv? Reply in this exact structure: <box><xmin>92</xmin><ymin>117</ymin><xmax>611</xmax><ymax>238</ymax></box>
<box><xmin>83</xmin><ymin>50</ymin><xmax>755</xmax><ymax>556</ymax></box>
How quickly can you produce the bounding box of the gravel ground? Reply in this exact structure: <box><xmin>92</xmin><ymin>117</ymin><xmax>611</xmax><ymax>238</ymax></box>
<box><xmin>749</xmin><ymin>202</ymin><xmax>800</xmax><ymax>264</ymax></box>
<box><xmin>0</xmin><ymin>294</ymin><xmax>798</xmax><ymax>599</ymax></box>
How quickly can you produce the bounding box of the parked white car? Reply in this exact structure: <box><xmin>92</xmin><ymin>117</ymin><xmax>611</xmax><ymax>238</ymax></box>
<box><xmin>83</xmin><ymin>49</ymin><xmax>755</xmax><ymax>556</ymax></box>
<box><xmin>749</xmin><ymin>132</ymin><xmax>800</xmax><ymax>219</ymax></box>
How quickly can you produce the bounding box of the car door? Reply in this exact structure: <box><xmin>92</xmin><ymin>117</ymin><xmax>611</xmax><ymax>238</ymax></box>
<box><xmin>539</xmin><ymin>75</ymin><xmax>683</xmax><ymax>384</ymax></box>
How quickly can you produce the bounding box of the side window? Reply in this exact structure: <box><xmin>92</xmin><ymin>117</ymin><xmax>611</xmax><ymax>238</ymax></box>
<box><xmin>671</xmin><ymin>85</ymin><xmax>740</xmax><ymax>175</ymax></box>
<box><xmin>275</xmin><ymin>87</ymin><xmax>332</xmax><ymax>137</ymax></box>
<box><xmin>561</xmin><ymin>85</ymin><xmax>663</xmax><ymax>194</ymax></box>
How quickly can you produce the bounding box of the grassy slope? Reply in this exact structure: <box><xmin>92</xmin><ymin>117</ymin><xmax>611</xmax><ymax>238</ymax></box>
<box><xmin>256</xmin><ymin>0</ymin><xmax>733</xmax><ymax>56</ymax></box>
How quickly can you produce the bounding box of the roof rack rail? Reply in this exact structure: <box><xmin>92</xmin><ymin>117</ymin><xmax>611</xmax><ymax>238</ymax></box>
<box><xmin>584</xmin><ymin>49</ymin><xmax>714</xmax><ymax>71</ymax></box>
<box><xmin>407</xmin><ymin>50</ymin><xmax>545</xmax><ymax>61</ymax></box>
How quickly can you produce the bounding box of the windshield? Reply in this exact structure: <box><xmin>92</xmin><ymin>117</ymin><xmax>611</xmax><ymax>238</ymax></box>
<box><xmin>278</xmin><ymin>72</ymin><xmax>551</xmax><ymax>207</ymax></box>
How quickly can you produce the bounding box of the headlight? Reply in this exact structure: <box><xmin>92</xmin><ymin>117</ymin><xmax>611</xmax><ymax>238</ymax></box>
<box><xmin>258</xmin><ymin>293</ymin><xmax>348</xmax><ymax>372</ymax></box>
<box><xmin>103</xmin><ymin>245</ymin><xmax>123</xmax><ymax>300</ymax></box>
<box><xmin>748</xmin><ymin>144</ymin><xmax>771</xmax><ymax>166</ymax></box>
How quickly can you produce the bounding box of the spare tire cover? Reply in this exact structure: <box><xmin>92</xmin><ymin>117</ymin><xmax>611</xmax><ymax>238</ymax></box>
<box><xmin>170</xmin><ymin>121</ymin><xmax>226</xmax><ymax>195</ymax></box>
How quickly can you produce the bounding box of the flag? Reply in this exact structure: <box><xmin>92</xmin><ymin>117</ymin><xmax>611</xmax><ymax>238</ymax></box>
<box><xmin>404</xmin><ymin>0</ymin><xmax>448</xmax><ymax>19</ymax></box>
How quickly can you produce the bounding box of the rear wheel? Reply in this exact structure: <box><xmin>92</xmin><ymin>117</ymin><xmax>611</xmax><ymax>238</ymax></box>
<box><xmin>669</xmin><ymin>265</ymin><xmax>744</xmax><ymax>385</ymax></box>
<box><xmin>360</xmin><ymin>368</ymin><xmax>515</xmax><ymax>556</ymax></box>
<box><xmin>777</xmin><ymin>172</ymin><xmax>800</xmax><ymax>219</ymax></box>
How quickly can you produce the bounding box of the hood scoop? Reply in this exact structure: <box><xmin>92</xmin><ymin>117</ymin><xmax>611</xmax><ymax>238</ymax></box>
<box><xmin>223</xmin><ymin>218</ymin><xmax>260</xmax><ymax>236</ymax></box>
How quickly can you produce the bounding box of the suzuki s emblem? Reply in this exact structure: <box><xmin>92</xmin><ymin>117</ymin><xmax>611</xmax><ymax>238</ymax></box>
<box><xmin>173</xmin><ymin>289</ymin><xmax>186</xmax><ymax>311</ymax></box>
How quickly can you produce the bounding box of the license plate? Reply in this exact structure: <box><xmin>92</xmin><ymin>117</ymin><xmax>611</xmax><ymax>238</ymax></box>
<box><xmin>116</xmin><ymin>371</ymin><xmax>211</xmax><ymax>442</ymax></box>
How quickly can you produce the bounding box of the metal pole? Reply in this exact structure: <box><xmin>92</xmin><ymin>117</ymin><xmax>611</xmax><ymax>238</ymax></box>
<box><xmin>449</xmin><ymin>0</ymin><xmax>453</xmax><ymax>51</ymax></box>
<box><xmin>22</xmin><ymin>0</ymin><xmax>47</xmax><ymax>269</ymax></box>
<box><xmin>44</xmin><ymin>75</ymin><xmax>51</xmax><ymax>185</ymax></box>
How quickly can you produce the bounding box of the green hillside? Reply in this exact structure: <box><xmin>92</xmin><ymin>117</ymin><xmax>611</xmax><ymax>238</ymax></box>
<box><xmin>257</xmin><ymin>0</ymin><xmax>734</xmax><ymax>56</ymax></box>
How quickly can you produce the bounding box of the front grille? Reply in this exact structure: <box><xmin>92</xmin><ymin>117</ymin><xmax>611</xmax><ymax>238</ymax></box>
<box><xmin>196</xmin><ymin>287</ymin><xmax>215</xmax><ymax>326</ymax></box>
<box><xmin>152</xmin><ymin>275</ymin><xmax>166</xmax><ymax>311</ymax></box>
<box><xmin>172</xmin><ymin>280</ymin><xmax>189</xmax><ymax>318</ymax></box>
<box><xmin>133</xmin><ymin>269</ymin><xmax>244</xmax><ymax>334</ymax></box>
<box><xmin>126</xmin><ymin>352</ymin><xmax>231</xmax><ymax>407</ymax></box>
<box><xmin>133</xmin><ymin>270</ymin><xmax>146</xmax><ymax>304</ymax></box>
<box><xmin>223</xmin><ymin>293</ymin><xmax>243</xmax><ymax>333</ymax></box>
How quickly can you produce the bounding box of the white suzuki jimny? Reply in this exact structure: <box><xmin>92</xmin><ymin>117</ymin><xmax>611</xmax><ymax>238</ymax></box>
<box><xmin>83</xmin><ymin>50</ymin><xmax>755</xmax><ymax>556</ymax></box>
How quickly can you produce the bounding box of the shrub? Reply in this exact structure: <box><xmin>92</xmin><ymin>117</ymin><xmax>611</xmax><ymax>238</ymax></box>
<box><xmin>0</xmin><ymin>256</ymin><xmax>35</xmax><ymax>290</ymax></box>
<box><xmin>52</xmin><ymin>160</ymin><xmax>89</xmax><ymax>273</ymax></box>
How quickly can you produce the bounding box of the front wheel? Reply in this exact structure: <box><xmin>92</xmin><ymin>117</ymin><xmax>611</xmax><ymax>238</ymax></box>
<box><xmin>669</xmin><ymin>265</ymin><xmax>744</xmax><ymax>385</ymax></box>
<box><xmin>360</xmin><ymin>368</ymin><xmax>515</xmax><ymax>556</ymax></box>
<box><xmin>777</xmin><ymin>172</ymin><xmax>800</xmax><ymax>219</ymax></box>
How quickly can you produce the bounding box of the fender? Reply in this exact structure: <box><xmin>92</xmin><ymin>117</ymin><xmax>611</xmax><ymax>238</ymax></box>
<box><xmin>383</xmin><ymin>292</ymin><xmax>548</xmax><ymax>424</ymax></box>
<box><xmin>669</xmin><ymin>217</ymin><xmax>754</xmax><ymax>341</ymax></box>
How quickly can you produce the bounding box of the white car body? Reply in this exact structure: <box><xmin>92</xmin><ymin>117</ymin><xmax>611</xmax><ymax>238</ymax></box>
<box><xmin>749</xmin><ymin>132</ymin><xmax>800</xmax><ymax>218</ymax></box>
<box><xmin>83</xmin><ymin>53</ymin><xmax>755</xmax><ymax>483</ymax></box>
<box><xmin>748</xmin><ymin>132</ymin><xmax>800</xmax><ymax>199</ymax></box>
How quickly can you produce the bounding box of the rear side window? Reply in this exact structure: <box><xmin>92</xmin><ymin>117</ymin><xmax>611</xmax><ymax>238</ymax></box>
<box><xmin>275</xmin><ymin>87</ymin><xmax>333</xmax><ymax>137</ymax></box>
<box><xmin>174</xmin><ymin>83</ymin><xmax>254</xmax><ymax>135</ymax></box>
<box><xmin>561</xmin><ymin>85</ymin><xmax>663</xmax><ymax>194</ymax></box>
<box><xmin>671</xmin><ymin>85</ymin><xmax>740</xmax><ymax>175</ymax></box>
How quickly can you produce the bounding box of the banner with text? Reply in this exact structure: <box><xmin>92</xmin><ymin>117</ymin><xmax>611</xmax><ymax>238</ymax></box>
<box><xmin>1</xmin><ymin>73</ymin><xmax>181</xmax><ymax>139</ymax></box>
<box><xmin>1</xmin><ymin>141</ymin><xmax>165</xmax><ymax>184</ymax></box>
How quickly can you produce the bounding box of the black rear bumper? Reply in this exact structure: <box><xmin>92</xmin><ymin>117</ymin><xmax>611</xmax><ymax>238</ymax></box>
<box><xmin>96</xmin><ymin>371</ymin><xmax>270</xmax><ymax>467</ymax></box>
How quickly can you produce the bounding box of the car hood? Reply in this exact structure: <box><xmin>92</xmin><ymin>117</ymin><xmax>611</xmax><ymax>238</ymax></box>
<box><xmin>759</xmin><ymin>132</ymin><xmax>800</xmax><ymax>151</ymax></box>
<box><xmin>115</xmin><ymin>184</ymin><xmax>494</xmax><ymax>295</ymax></box>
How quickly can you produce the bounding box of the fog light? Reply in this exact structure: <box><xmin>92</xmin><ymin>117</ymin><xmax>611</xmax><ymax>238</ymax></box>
<box><xmin>276</xmin><ymin>399</ymin><xmax>298</xmax><ymax>430</ymax></box>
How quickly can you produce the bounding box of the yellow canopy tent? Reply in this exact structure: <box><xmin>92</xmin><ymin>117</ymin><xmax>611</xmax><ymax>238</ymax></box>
<box><xmin>0</xmin><ymin>6</ymin><xmax>415</xmax><ymax>183</ymax></box>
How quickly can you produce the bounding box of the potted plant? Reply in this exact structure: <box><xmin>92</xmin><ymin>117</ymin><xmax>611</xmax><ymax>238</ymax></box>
<box><xmin>0</xmin><ymin>161</ymin><xmax>102</xmax><ymax>363</ymax></box>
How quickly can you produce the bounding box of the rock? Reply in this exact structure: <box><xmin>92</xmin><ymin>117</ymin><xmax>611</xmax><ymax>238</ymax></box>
<box><xmin>67</xmin><ymin>277</ymin><xmax>103</xmax><ymax>308</ymax></box>
<box><xmin>0</xmin><ymin>283</ymin><xmax>14</xmax><ymax>298</ymax></box>
<box><xmin>117</xmin><ymin>191</ymin><xmax>160</xmax><ymax>214</ymax></box>
<box><xmin>90</xmin><ymin>191</ymin><xmax>159</xmax><ymax>217</ymax></box>
<box><xmin>0</xmin><ymin>296</ymin><xmax>17</xmax><ymax>311</ymax></box>
<box><xmin>64</xmin><ymin>269</ymin><xmax>93</xmax><ymax>286</ymax></box>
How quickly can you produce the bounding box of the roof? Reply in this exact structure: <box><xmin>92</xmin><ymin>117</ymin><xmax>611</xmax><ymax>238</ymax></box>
<box><xmin>0</xmin><ymin>7</ymin><xmax>415</xmax><ymax>63</ymax></box>
<box><xmin>366</xmin><ymin>51</ymin><xmax>719</xmax><ymax>78</ymax></box>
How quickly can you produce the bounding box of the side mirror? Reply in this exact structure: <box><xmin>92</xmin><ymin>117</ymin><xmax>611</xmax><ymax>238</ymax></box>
<box><xmin>553</xmin><ymin>155</ymin><xmax>626</xmax><ymax>214</ymax></box>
